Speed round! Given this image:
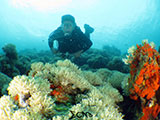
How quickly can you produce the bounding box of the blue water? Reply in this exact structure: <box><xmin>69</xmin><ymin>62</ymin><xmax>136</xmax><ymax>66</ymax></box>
<box><xmin>0</xmin><ymin>0</ymin><xmax>160</xmax><ymax>53</ymax></box>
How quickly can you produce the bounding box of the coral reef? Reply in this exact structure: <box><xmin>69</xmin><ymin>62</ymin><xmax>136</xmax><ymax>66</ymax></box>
<box><xmin>0</xmin><ymin>59</ymin><xmax>124</xmax><ymax>120</ymax></box>
<box><xmin>0</xmin><ymin>72</ymin><xmax>12</xmax><ymax>96</ymax></box>
<box><xmin>2</xmin><ymin>44</ymin><xmax>18</xmax><ymax>61</ymax></box>
<box><xmin>0</xmin><ymin>44</ymin><xmax>31</xmax><ymax>77</ymax></box>
<box><xmin>71</xmin><ymin>47</ymin><xmax>129</xmax><ymax>73</ymax></box>
<box><xmin>0</xmin><ymin>45</ymin><xmax>129</xmax><ymax>78</ymax></box>
<box><xmin>107</xmin><ymin>56</ymin><xmax>129</xmax><ymax>73</ymax></box>
<box><xmin>123</xmin><ymin>40</ymin><xmax>160</xmax><ymax>120</ymax></box>
<box><xmin>0</xmin><ymin>44</ymin><xmax>19</xmax><ymax>77</ymax></box>
<box><xmin>102</xmin><ymin>45</ymin><xmax>121</xmax><ymax>56</ymax></box>
<box><xmin>82</xmin><ymin>48</ymin><xmax>129</xmax><ymax>73</ymax></box>
<box><xmin>0</xmin><ymin>95</ymin><xmax>46</xmax><ymax>120</ymax></box>
<box><xmin>96</xmin><ymin>68</ymin><xmax>129</xmax><ymax>89</ymax></box>
<box><xmin>87</xmin><ymin>54</ymin><xmax>108</xmax><ymax>69</ymax></box>
<box><xmin>15</xmin><ymin>56</ymin><xmax>31</xmax><ymax>75</ymax></box>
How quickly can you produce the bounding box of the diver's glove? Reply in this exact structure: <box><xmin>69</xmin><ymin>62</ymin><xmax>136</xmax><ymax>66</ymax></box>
<box><xmin>84</xmin><ymin>24</ymin><xmax>94</xmax><ymax>34</ymax></box>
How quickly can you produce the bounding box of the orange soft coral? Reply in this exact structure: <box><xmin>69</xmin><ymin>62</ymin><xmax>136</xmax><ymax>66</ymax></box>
<box><xmin>50</xmin><ymin>85</ymin><xmax>69</xmax><ymax>102</ymax></box>
<box><xmin>127</xmin><ymin>41</ymin><xmax>160</xmax><ymax>119</ymax></box>
<box><xmin>140</xmin><ymin>104</ymin><xmax>160</xmax><ymax>120</ymax></box>
<box><xmin>14</xmin><ymin>94</ymin><xmax>19</xmax><ymax>101</ymax></box>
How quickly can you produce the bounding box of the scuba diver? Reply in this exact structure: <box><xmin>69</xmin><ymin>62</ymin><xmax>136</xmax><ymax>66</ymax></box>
<box><xmin>48</xmin><ymin>14</ymin><xmax>94</xmax><ymax>58</ymax></box>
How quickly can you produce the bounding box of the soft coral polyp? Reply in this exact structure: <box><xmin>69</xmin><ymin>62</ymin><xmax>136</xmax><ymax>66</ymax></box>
<box><xmin>128</xmin><ymin>42</ymin><xmax>160</xmax><ymax>119</ymax></box>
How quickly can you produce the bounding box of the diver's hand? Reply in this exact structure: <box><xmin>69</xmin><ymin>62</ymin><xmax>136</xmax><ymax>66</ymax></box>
<box><xmin>51</xmin><ymin>47</ymin><xmax>58</xmax><ymax>54</ymax></box>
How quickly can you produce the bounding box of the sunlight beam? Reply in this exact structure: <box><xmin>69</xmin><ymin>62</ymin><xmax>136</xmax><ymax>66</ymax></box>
<box><xmin>10</xmin><ymin>0</ymin><xmax>72</xmax><ymax>12</ymax></box>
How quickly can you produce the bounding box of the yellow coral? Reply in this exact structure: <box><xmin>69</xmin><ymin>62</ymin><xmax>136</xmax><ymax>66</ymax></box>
<box><xmin>83</xmin><ymin>71</ymin><xmax>103</xmax><ymax>86</ymax></box>
<box><xmin>53</xmin><ymin>66</ymin><xmax>92</xmax><ymax>91</ymax></box>
<box><xmin>29</xmin><ymin>92</ymin><xmax>55</xmax><ymax>116</ymax></box>
<box><xmin>7</xmin><ymin>75</ymin><xmax>51</xmax><ymax>97</ymax></box>
<box><xmin>67</xmin><ymin>87</ymin><xmax>124</xmax><ymax>120</ymax></box>
<box><xmin>12</xmin><ymin>108</ymin><xmax>46</xmax><ymax>120</ymax></box>
<box><xmin>56</xmin><ymin>59</ymin><xmax>80</xmax><ymax>73</ymax></box>
<box><xmin>0</xmin><ymin>59</ymin><xmax>124</xmax><ymax>120</ymax></box>
<box><xmin>128</xmin><ymin>45</ymin><xmax>136</xmax><ymax>55</ymax></box>
<box><xmin>6</xmin><ymin>75</ymin><xmax>54</xmax><ymax>117</ymax></box>
<box><xmin>65</xmin><ymin>85</ymin><xmax>124</xmax><ymax>120</ymax></box>
<box><xmin>0</xmin><ymin>95</ymin><xmax>17</xmax><ymax>120</ymax></box>
<box><xmin>98</xmin><ymin>83</ymin><xmax>123</xmax><ymax>103</ymax></box>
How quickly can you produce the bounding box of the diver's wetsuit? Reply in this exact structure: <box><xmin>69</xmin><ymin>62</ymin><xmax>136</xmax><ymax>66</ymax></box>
<box><xmin>48</xmin><ymin>26</ymin><xmax>93</xmax><ymax>54</ymax></box>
